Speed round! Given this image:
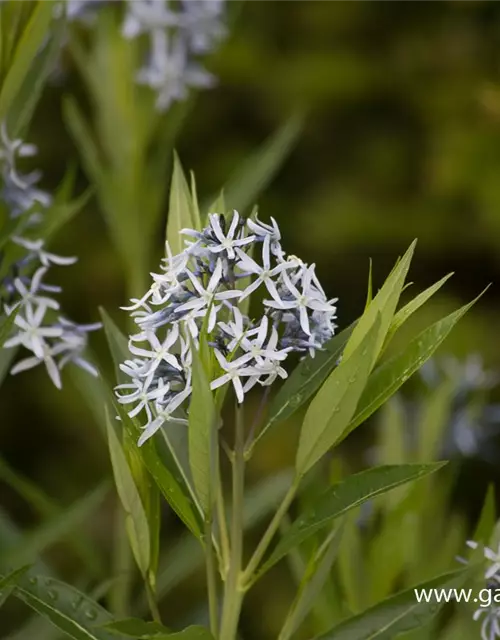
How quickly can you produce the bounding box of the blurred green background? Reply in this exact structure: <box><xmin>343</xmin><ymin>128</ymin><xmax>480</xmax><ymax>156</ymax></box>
<box><xmin>3</xmin><ymin>0</ymin><xmax>500</xmax><ymax>637</ymax></box>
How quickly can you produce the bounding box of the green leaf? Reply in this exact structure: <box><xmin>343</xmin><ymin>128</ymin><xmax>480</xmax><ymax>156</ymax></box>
<box><xmin>278</xmin><ymin>524</ymin><xmax>344</xmax><ymax>640</ymax></box>
<box><xmin>99</xmin><ymin>309</ymin><xmax>204</xmax><ymax>539</ymax></box>
<box><xmin>0</xmin><ymin>306</ymin><xmax>19</xmax><ymax>345</ymax></box>
<box><xmin>0</xmin><ymin>483</ymin><xmax>108</xmax><ymax>569</ymax></box>
<box><xmin>385</xmin><ymin>273</ymin><xmax>453</xmax><ymax>344</ymax></box>
<box><xmin>7</xmin><ymin>11</ymin><xmax>65</xmax><ymax>137</ymax></box>
<box><xmin>11</xmin><ymin>573</ymin><xmax>118</xmax><ymax>640</ymax></box>
<box><xmin>189</xmin><ymin>171</ymin><xmax>202</xmax><ymax>231</ymax></box>
<box><xmin>473</xmin><ymin>485</ymin><xmax>496</xmax><ymax>544</ymax></box>
<box><xmin>312</xmin><ymin>568</ymin><xmax>468</xmax><ymax>640</ymax></box>
<box><xmin>254</xmin><ymin>324</ymin><xmax>354</xmax><ymax>449</ymax></box>
<box><xmin>342</xmin><ymin>241</ymin><xmax>416</xmax><ymax>367</ymax></box>
<box><xmin>0</xmin><ymin>345</ymin><xmax>16</xmax><ymax>387</ymax></box>
<box><xmin>106</xmin><ymin>408</ymin><xmax>150</xmax><ymax>577</ymax></box>
<box><xmin>365</xmin><ymin>259</ymin><xmax>373</xmax><ymax>310</ymax></box>
<box><xmin>221</xmin><ymin>113</ymin><xmax>302</xmax><ymax>214</ymax></box>
<box><xmin>101</xmin><ymin>618</ymin><xmax>171</xmax><ymax>637</ymax></box>
<box><xmin>167</xmin><ymin>152</ymin><xmax>197</xmax><ymax>255</ymax></box>
<box><xmin>188</xmin><ymin>344</ymin><xmax>218</xmax><ymax>515</ymax></box>
<box><xmin>99</xmin><ymin>308</ymin><xmax>129</xmax><ymax>382</ymax></box>
<box><xmin>341</xmin><ymin>295</ymin><xmax>480</xmax><ymax>441</ymax></box>
<box><xmin>257</xmin><ymin>464</ymin><xmax>444</xmax><ymax>578</ymax></box>
<box><xmin>152</xmin><ymin>628</ymin><xmax>214</xmax><ymax>640</ymax></box>
<box><xmin>296</xmin><ymin>317</ymin><xmax>380</xmax><ymax>475</ymax></box>
<box><xmin>0</xmin><ymin>564</ymin><xmax>30</xmax><ymax>608</ymax></box>
<box><xmin>0</xmin><ymin>0</ymin><xmax>54</xmax><ymax>122</ymax></box>
<box><xmin>207</xmin><ymin>190</ymin><xmax>226</xmax><ymax>216</ymax></box>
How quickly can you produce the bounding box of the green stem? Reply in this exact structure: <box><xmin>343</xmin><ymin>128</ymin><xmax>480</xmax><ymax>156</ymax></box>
<box><xmin>216</xmin><ymin>466</ymin><xmax>230</xmax><ymax>577</ymax></box>
<box><xmin>241</xmin><ymin>479</ymin><xmax>299</xmax><ymax>589</ymax></box>
<box><xmin>205</xmin><ymin>517</ymin><xmax>219</xmax><ymax>636</ymax></box>
<box><xmin>219</xmin><ymin>405</ymin><xmax>246</xmax><ymax>640</ymax></box>
<box><xmin>145</xmin><ymin>579</ymin><xmax>162</xmax><ymax>624</ymax></box>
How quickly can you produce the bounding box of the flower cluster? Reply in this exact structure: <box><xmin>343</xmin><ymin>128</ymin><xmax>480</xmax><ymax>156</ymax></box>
<box><xmin>462</xmin><ymin>540</ymin><xmax>500</xmax><ymax>640</ymax></box>
<box><xmin>0</xmin><ymin>125</ymin><xmax>100</xmax><ymax>388</ymax></box>
<box><xmin>122</xmin><ymin>0</ymin><xmax>226</xmax><ymax>111</ymax></box>
<box><xmin>116</xmin><ymin>211</ymin><xmax>337</xmax><ymax>445</ymax></box>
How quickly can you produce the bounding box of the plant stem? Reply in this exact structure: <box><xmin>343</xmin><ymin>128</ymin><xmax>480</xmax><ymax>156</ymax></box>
<box><xmin>244</xmin><ymin>386</ymin><xmax>271</xmax><ymax>455</ymax></box>
<box><xmin>216</xmin><ymin>465</ymin><xmax>230</xmax><ymax>577</ymax></box>
<box><xmin>241</xmin><ymin>479</ymin><xmax>299</xmax><ymax>589</ymax></box>
<box><xmin>219</xmin><ymin>404</ymin><xmax>246</xmax><ymax>640</ymax></box>
<box><xmin>145</xmin><ymin>579</ymin><xmax>162</xmax><ymax>624</ymax></box>
<box><xmin>205</xmin><ymin>516</ymin><xmax>219</xmax><ymax>636</ymax></box>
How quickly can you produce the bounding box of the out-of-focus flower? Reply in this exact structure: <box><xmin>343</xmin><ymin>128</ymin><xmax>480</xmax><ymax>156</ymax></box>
<box><xmin>0</xmin><ymin>125</ymin><xmax>100</xmax><ymax>387</ymax></box>
<box><xmin>122</xmin><ymin>0</ymin><xmax>226</xmax><ymax>111</ymax></box>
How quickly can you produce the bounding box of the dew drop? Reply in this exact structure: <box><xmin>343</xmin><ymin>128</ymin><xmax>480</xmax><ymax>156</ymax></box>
<box><xmin>44</xmin><ymin>578</ymin><xmax>53</xmax><ymax>587</ymax></box>
<box><xmin>290</xmin><ymin>394</ymin><xmax>302</xmax><ymax>408</ymax></box>
<box><xmin>85</xmin><ymin>609</ymin><xmax>98</xmax><ymax>621</ymax></box>
<box><xmin>72</xmin><ymin>596</ymin><xmax>83</xmax><ymax>610</ymax></box>
<box><xmin>29</xmin><ymin>577</ymin><xmax>37</xmax><ymax>585</ymax></box>
<box><xmin>349</xmin><ymin>377</ymin><xmax>357</xmax><ymax>384</ymax></box>
<box><xmin>47</xmin><ymin>589</ymin><xmax>58</xmax><ymax>601</ymax></box>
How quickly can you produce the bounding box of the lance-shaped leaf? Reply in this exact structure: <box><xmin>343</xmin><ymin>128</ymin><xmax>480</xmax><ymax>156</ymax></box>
<box><xmin>221</xmin><ymin>113</ymin><xmax>302</xmax><ymax>214</ymax></box>
<box><xmin>11</xmin><ymin>573</ymin><xmax>118</xmax><ymax>640</ymax></box>
<box><xmin>101</xmin><ymin>618</ymin><xmax>171</xmax><ymax>637</ymax></box>
<box><xmin>188</xmin><ymin>344</ymin><xmax>218</xmax><ymax>515</ymax></box>
<box><xmin>113</xmin><ymin>398</ymin><xmax>203</xmax><ymax>541</ymax></box>
<box><xmin>341</xmin><ymin>294</ymin><xmax>481</xmax><ymax>442</ymax></box>
<box><xmin>0</xmin><ymin>483</ymin><xmax>108</xmax><ymax>570</ymax></box>
<box><xmin>342</xmin><ymin>241</ymin><xmax>416</xmax><ymax>368</ymax></box>
<box><xmin>153</xmin><ymin>628</ymin><xmax>215</xmax><ymax>640</ymax></box>
<box><xmin>253</xmin><ymin>324</ymin><xmax>354</xmax><ymax>450</ymax></box>
<box><xmin>256</xmin><ymin>464</ymin><xmax>444</xmax><ymax>579</ymax></box>
<box><xmin>167</xmin><ymin>153</ymin><xmax>197</xmax><ymax>255</ymax></box>
<box><xmin>384</xmin><ymin>273</ymin><xmax>453</xmax><ymax>346</ymax></box>
<box><xmin>278</xmin><ymin>523</ymin><xmax>344</xmax><ymax>640</ymax></box>
<box><xmin>100</xmin><ymin>309</ymin><xmax>204</xmax><ymax>539</ymax></box>
<box><xmin>106</xmin><ymin>409</ymin><xmax>150</xmax><ymax>577</ymax></box>
<box><xmin>312</xmin><ymin>567</ymin><xmax>468</xmax><ymax>640</ymax></box>
<box><xmin>0</xmin><ymin>306</ymin><xmax>19</xmax><ymax>345</ymax></box>
<box><xmin>296</xmin><ymin>317</ymin><xmax>380</xmax><ymax>475</ymax></box>
<box><xmin>0</xmin><ymin>564</ymin><xmax>30</xmax><ymax>608</ymax></box>
<box><xmin>8</xmin><ymin>10</ymin><xmax>65</xmax><ymax>137</ymax></box>
<box><xmin>0</xmin><ymin>0</ymin><xmax>54</xmax><ymax>122</ymax></box>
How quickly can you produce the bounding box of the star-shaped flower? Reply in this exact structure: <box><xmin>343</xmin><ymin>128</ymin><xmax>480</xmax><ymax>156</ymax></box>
<box><xmin>207</xmin><ymin>212</ymin><xmax>255</xmax><ymax>259</ymax></box>
<box><xmin>265</xmin><ymin>265</ymin><xmax>336</xmax><ymax>335</ymax></box>
<box><xmin>4</xmin><ymin>304</ymin><xmax>63</xmax><ymax>358</ymax></box>
<box><xmin>129</xmin><ymin>325</ymin><xmax>182</xmax><ymax>375</ymax></box>
<box><xmin>176</xmin><ymin>259</ymin><xmax>241</xmax><ymax>332</ymax></box>
<box><xmin>209</xmin><ymin>350</ymin><xmax>255</xmax><ymax>404</ymax></box>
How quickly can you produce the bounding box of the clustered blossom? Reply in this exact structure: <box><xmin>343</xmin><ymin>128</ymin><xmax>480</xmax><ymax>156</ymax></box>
<box><xmin>122</xmin><ymin>0</ymin><xmax>226</xmax><ymax>111</ymax></box>
<box><xmin>461</xmin><ymin>540</ymin><xmax>500</xmax><ymax>640</ymax></box>
<box><xmin>116</xmin><ymin>211</ymin><xmax>337</xmax><ymax>446</ymax></box>
<box><xmin>0</xmin><ymin>125</ymin><xmax>100</xmax><ymax>388</ymax></box>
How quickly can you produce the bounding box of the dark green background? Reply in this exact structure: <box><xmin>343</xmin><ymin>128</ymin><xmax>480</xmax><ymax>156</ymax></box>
<box><xmin>2</xmin><ymin>1</ymin><xmax>500</xmax><ymax>636</ymax></box>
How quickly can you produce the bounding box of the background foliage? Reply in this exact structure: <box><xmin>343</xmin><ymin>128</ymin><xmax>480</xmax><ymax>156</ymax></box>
<box><xmin>2</xmin><ymin>1</ymin><xmax>500</xmax><ymax>638</ymax></box>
